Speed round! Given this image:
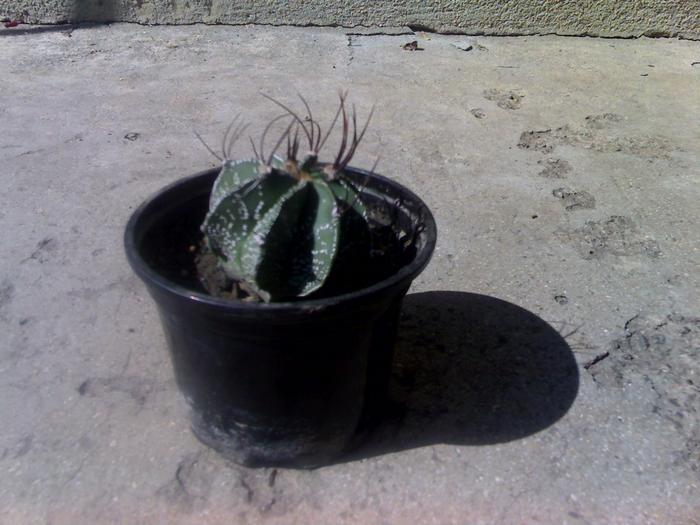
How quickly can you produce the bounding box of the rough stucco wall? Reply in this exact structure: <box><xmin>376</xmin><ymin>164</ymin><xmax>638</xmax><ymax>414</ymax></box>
<box><xmin>2</xmin><ymin>1</ymin><xmax>699</xmax><ymax>38</ymax></box>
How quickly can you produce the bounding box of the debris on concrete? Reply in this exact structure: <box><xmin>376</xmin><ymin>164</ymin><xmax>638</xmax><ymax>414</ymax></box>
<box><xmin>451</xmin><ymin>40</ymin><xmax>474</xmax><ymax>52</ymax></box>
<box><xmin>402</xmin><ymin>40</ymin><xmax>423</xmax><ymax>51</ymax></box>
<box><xmin>554</xmin><ymin>294</ymin><xmax>569</xmax><ymax>305</ymax></box>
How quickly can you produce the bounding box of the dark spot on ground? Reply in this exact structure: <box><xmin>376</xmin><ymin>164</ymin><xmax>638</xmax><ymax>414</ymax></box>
<box><xmin>124</xmin><ymin>132</ymin><xmax>140</xmax><ymax>141</ymax></box>
<box><xmin>77</xmin><ymin>380</ymin><xmax>89</xmax><ymax>395</ymax></box>
<box><xmin>554</xmin><ymin>295</ymin><xmax>569</xmax><ymax>305</ymax></box>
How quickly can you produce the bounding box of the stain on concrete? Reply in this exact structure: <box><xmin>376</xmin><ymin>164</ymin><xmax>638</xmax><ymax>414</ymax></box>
<box><xmin>154</xmin><ymin>453</ymin><xmax>288</xmax><ymax>515</ymax></box>
<box><xmin>589</xmin><ymin>314</ymin><xmax>700</xmax><ymax>470</ymax></box>
<box><xmin>237</xmin><ymin>468</ymin><xmax>289</xmax><ymax>516</ymax></box>
<box><xmin>537</xmin><ymin>158</ymin><xmax>572</xmax><ymax>178</ymax></box>
<box><xmin>558</xmin><ymin>215</ymin><xmax>661</xmax><ymax>260</ymax></box>
<box><xmin>556</xmin><ymin>122</ymin><xmax>673</xmax><ymax>158</ymax></box>
<box><xmin>77</xmin><ymin>375</ymin><xmax>161</xmax><ymax>406</ymax></box>
<box><xmin>552</xmin><ymin>187</ymin><xmax>596</xmax><ymax>211</ymax></box>
<box><xmin>156</xmin><ymin>452</ymin><xmax>212</xmax><ymax>510</ymax></box>
<box><xmin>67</xmin><ymin>275</ymin><xmax>141</xmax><ymax>301</ymax></box>
<box><xmin>13</xmin><ymin>435</ymin><xmax>33</xmax><ymax>458</ymax></box>
<box><xmin>23</xmin><ymin>237</ymin><xmax>58</xmax><ymax>264</ymax></box>
<box><xmin>483</xmin><ymin>88</ymin><xmax>524</xmax><ymax>110</ymax></box>
<box><xmin>519</xmin><ymin>114</ymin><xmax>674</xmax><ymax>158</ymax></box>
<box><xmin>1</xmin><ymin>435</ymin><xmax>34</xmax><ymax>461</ymax></box>
<box><xmin>0</xmin><ymin>279</ymin><xmax>14</xmax><ymax>313</ymax></box>
<box><xmin>517</xmin><ymin>129</ymin><xmax>554</xmax><ymax>152</ymax></box>
<box><xmin>584</xmin><ymin>112</ymin><xmax>624</xmax><ymax>129</ymax></box>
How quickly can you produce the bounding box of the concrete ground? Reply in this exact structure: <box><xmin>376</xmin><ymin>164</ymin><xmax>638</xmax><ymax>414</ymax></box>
<box><xmin>1</xmin><ymin>23</ymin><xmax>699</xmax><ymax>525</ymax></box>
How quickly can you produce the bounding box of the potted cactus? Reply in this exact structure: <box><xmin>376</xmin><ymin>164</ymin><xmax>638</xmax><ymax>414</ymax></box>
<box><xmin>124</xmin><ymin>94</ymin><xmax>436</xmax><ymax>467</ymax></box>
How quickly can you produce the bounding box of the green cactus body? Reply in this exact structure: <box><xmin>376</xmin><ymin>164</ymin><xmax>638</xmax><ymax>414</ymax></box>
<box><xmin>202</xmin><ymin>157</ymin><xmax>369</xmax><ymax>302</ymax></box>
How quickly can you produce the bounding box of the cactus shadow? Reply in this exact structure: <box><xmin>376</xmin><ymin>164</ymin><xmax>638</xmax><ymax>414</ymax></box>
<box><xmin>344</xmin><ymin>291</ymin><xmax>580</xmax><ymax>460</ymax></box>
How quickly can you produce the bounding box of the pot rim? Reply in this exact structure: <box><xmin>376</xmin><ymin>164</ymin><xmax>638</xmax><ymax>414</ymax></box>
<box><xmin>124</xmin><ymin>167</ymin><xmax>437</xmax><ymax>312</ymax></box>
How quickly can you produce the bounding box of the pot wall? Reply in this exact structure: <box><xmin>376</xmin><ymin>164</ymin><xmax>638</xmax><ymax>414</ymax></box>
<box><xmin>125</xmin><ymin>168</ymin><xmax>436</xmax><ymax>467</ymax></box>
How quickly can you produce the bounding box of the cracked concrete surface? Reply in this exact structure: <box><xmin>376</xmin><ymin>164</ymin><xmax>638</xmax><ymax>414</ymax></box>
<box><xmin>0</xmin><ymin>24</ymin><xmax>699</xmax><ymax>525</ymax></box>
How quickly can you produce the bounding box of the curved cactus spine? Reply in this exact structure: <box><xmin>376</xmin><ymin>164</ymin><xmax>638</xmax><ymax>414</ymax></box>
<box><xmin>201</xmin><ymin>94</ymin><xmax>375</xmax><ymax>302</ymax></box>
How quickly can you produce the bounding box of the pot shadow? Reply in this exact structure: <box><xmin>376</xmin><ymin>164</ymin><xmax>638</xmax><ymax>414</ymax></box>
<box><xmin>344</xmin><ymin>291</ymin><xmax>580</xmax><ymax>460</ymax></box>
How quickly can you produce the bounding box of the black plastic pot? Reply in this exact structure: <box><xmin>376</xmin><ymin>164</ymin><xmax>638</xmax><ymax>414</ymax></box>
<box><xmin>124</xmin><ymin>167</ymin><xmax>436</xmax><ymax>468</ymax></box>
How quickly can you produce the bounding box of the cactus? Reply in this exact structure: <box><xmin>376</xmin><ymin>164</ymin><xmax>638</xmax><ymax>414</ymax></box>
<box><xmin>200</xmin><ymin>94</ymin><xmax>376</xmax><ymax>302</ymax></box>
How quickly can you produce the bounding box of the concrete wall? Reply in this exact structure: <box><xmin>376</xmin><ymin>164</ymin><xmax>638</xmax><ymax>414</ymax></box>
<box><xmin>2</xmin><ymin>1</ymin><xmax>699</xmax><ymax>38</ymax></box>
